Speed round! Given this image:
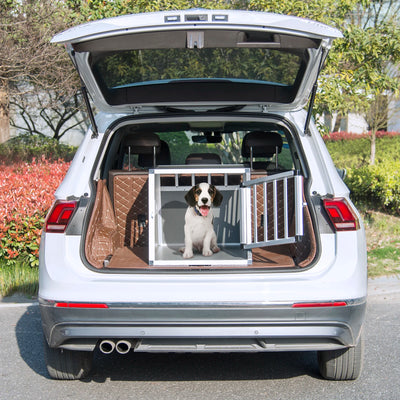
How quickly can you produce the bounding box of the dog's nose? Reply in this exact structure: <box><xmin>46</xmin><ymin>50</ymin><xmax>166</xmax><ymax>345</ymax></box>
<box><xmin>201</xmin><ymin>197</ymin><xmax>208</xmax><ymax>204</ymax></box>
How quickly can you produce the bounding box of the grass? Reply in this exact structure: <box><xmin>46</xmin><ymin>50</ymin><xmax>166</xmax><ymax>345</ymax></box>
<box><xmin>0</xmin><ymin>259</ymin><xmax>39</xmax><ymax>299</ymax></box>
<box><xmin>0</xmin><ymin>208</ymin><xmax>399</xmax><ymax>299</ymax></box>
<box><xmin>362</xmin><ymin>209</ymin><xmax>400</xmax><ymax>278</ymax></box>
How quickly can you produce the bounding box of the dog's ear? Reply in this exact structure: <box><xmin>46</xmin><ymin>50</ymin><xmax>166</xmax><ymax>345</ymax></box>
<box><xmin>185</xmin><ymin>186</ymin><xmax>198</xmax><ymax>207</ymax></box>
<box><xmin>211</xmin><ymin>185</ymin><xmax>223</xmax><ymax>207</ymax></box>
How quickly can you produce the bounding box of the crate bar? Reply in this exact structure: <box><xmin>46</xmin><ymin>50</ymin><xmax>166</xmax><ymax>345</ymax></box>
<box><xmin>295</xmin><ymin>173</ymin><xmax>304</xmax><ymax>237</ymax></box>
<box><xmin>273</xmin><ymin>179</ymin><xmax>278</xmax><ymax>240</ymax></box>
<box><xmin>240</xmin><ymin>180</ymin><xmax>252</xmax><ymax>246</ymax></box>
<box><xmin>241</xmin><ymin>170</ymin><xmax>295</xmax><ymax>188</ymax></box>
<box><xmin>148</xmin><ymin>171</ymin><xmax>155</xmax><ymax>265</ymax></box>
<box><xmin>283</xmin><ymin>177</ymin><xmax>288</xmax><ymax>238</ymax></box>
<box><xmin>156</xmin><ymin>173</ymin><xmax>163</xmax><ymax>246</ymax></box>
<box><xmin>263</xmin><ymin>182</ymin><xmax>268</xmax><ymax>241</ymax></box>
<box><xmin>253</xmin><ymin>185</ymin><xmax>258</xmax><ymax>243</ymax></box>
<box><xmin>154</xmin><ymin>166</ymin><xmax>248</xmax><ymax>175</ymax></box>
<box><xmin>244</xmin><ymin>237</ymin><xmax>296</xmax><ymax>250</ymax></box>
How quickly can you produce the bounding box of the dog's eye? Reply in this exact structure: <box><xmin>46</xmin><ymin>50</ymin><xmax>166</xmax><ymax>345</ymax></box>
<box><xmin>195</xmin><ymin>189</ymin><xmax>202</xmax><ymax>195</ymax></box>
<box><xmin>208</xmin><ymin>188</ymin><xmax>215</xmax><ymax>196</ymax></box>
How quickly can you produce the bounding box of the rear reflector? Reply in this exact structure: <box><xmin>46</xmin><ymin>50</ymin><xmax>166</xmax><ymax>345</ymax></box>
<box><xmin>55</xmin><ymin>302</ymin><xmax>109</xmax><ymax>309</ymax></box>
<box><xmin>292</xmin><ymin>301</ymin><xmax>347</xmax><ymax>308</ymax></box>
<box><xmin>45</xmin><ymin>200</ymin><xmax>77</xmax><ymax>233</ymax></box>
<box><xmin>322</xmin><ymin>198</ymin><xmax>359</xmax><ymax>231</ymax></box>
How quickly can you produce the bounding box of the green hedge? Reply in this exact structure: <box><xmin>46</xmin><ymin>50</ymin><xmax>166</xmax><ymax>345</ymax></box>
<box><xmin>344</xmin><ymin>162</ymin><xmax>400</xmax><ymax>214</ymax></box>
<box><xmin>326</xmin><ymin>134</ymin><xmax>400</xmax><ymax>214</ymax></box>
<box><xmin>0</xmin><ymin>134</ymin><xmax>77</xmax><ymax>163</ymax></box>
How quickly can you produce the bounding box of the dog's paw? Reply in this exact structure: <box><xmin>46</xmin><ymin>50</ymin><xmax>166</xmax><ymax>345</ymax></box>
<box><xmin>211</xmin><ymin>246</ymin><xmax>220</xmax><ymax>253</ymax></box>
<box><xmin>183</xmin><ymin>249</ymin><xmax>193</xmax><ymax>259</ymax></box>
<box><xmin>202</xmin><ymin>249</ymin><xmax>213</xmax><ymax>257</ymax></box>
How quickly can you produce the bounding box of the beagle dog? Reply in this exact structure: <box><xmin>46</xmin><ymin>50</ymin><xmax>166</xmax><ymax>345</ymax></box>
<box><xmin>182</xmin><ymin>182</ymin><xmax>223</xmax><ymax>259</ymax></box>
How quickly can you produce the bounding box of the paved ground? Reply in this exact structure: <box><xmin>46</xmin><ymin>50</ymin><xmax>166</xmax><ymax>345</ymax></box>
<box><xmin>0</xmin><ymin>275</ymin><xmax>399</xmax><ymax>400</ymax></box>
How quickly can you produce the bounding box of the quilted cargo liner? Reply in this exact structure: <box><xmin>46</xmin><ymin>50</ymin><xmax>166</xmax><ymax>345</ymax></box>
<box><xmin>84</xmin><ymin>171</ymin><xmax>316</xmax><ymax>269</ymax></box>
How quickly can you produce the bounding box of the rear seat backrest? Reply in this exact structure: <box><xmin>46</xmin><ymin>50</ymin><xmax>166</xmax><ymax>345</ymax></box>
<box><xmin>241</xmin><ymin>131</ymin><xmax>283</xmax><ymax>170</ymax></box>
<box><xmin>138</xmin><ymin>140</ymin><xmax>171</xmax><ymax>167</ymax></box>
<box><xmin>122</xmin><ymin>132</ymin><xmax>161</xmax><ymax>170</ymax></box>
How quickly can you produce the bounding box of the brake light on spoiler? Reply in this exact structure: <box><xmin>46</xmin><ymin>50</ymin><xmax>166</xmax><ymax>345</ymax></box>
<box><xmin>45</xmin><ymin>200</ymin><xmax>77</xmax><ymax>233</ymax></box>
<box><xmin>323</xmin><ymin>198</ymin><xmax>359</xmax><ymax>231</ymax></box>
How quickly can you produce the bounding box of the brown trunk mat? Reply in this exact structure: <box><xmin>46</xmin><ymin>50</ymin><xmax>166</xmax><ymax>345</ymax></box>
<box><xmin>106</xmin><ymin>245</ymin><xmax>295</xmax><ymax>269</ymax></box>
<box><xmin>87</xmin><ymin>172</ymin><xmax>316</xmax><ymax>270</ymax></box>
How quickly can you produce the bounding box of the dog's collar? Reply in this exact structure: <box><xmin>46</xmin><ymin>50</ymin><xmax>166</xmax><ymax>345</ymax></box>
<box><xmin>194</xmin><ymin>207</ymin><xmax>203</xmax><ymax>217</ymax></box>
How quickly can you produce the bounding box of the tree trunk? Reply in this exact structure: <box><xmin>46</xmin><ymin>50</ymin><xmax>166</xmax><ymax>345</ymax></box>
<box><xmin>0</xmin><ymin>83</ymin><xmax>10</xmax><ymax>144</ymax></box>
<box><xmin>369</xmin><ymin>129</ymin><xmax>376</xmax><ymax>165</ymax></box>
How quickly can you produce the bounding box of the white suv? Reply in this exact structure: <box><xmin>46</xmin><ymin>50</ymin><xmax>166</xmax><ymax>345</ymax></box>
<box><xmin>39</xmin><ymin>9</ymin><xmax>367</xmax><ymax>380</ymax></box>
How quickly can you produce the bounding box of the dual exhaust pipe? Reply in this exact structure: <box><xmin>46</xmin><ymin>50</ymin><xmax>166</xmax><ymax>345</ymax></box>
<box><xmin>99</xmin><ymin>339</ymin><xmax>133</xmax><ymax>354</ymax></box>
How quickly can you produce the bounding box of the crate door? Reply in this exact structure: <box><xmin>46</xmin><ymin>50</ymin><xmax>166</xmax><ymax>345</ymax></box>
<box><xmin>241</xmin><ymin>171</ymin><xmax>304</xmax><ymax>249</ymax></box>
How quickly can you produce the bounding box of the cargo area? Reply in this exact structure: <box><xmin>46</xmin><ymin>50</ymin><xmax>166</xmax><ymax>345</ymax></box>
<box><xmin>84</xmin><ymin>121</ymin><xmax>317</xmax><ymax>271</ymax></box>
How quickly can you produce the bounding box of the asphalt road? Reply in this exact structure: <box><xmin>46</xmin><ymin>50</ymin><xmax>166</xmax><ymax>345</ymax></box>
<box><xmin>1</xmin><ymin>276</ymin><xmax>400</xmax><ymax>400</ymax></box>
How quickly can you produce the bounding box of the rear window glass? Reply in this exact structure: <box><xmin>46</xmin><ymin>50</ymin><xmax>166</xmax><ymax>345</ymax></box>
<box><xmin>93</xmin><ymin>48</ymin><xmax>303</xmax><ymax>90</ymax></box>
<box><xmin>117</xmin><ymin>130</ymin><xmax>294</xmax><ymax>172</ymax></box>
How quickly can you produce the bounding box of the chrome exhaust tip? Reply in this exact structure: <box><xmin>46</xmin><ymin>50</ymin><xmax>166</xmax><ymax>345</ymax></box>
<box><xmin>99</xmin><ymin>339</ymin><xmax>115</xmax><ymax>354</ymax></box>
<box><xmin>115</xmin><ymin>340</ymin><xmax>132</xmax><ymax>354</ymax></box>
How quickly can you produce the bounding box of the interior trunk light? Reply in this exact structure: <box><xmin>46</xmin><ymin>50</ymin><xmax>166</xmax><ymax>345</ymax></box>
<box><xmin>45</xmin><ymin>200</ymin><xmax>77</xmax><ymax>233</ymax></box>
<box><xmin>322</xmin><ymin>198</ymin><xmax>359</xmax><ymax>231</ymax></box>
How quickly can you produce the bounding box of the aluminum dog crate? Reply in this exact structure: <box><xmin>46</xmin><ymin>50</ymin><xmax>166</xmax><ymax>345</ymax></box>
<box><xmin>148</xmin><ymin>166</ymin><xmax>304</xmax><ymax>267</ymax></box>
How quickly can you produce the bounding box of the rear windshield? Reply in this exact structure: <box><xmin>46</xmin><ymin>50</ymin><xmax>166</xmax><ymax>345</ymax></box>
<box><xmin>92</xmin><ymin>48</ymin><xmax>303</xmax><ymax>90</ymax></box>
<box><xmin>103</xmin><ymin>126</ymin><xmax>295</xmax><ymax>176</ymax></box>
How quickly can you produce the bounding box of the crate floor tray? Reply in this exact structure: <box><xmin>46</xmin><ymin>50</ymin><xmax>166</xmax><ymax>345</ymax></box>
<box><xmin>154</xmin><ymin>245</ymin><xmax>249</xmax><ymax>266</ymax></box>
<box><xmin>106</xmin><ymin>245</ymin><xmax>295</xmax><ymax>269</ymax></box>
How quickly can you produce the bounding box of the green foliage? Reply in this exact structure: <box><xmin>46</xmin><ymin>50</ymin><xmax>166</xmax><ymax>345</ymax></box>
<box><xmin>248</xmin><ymin>0</ymin><xmax>363</xmax><ymax>26</ymax></box>
<box><xmin>326</xmin><ymin>135</ymin><xmax>400</xmax><ymax>214</ymax></box>
<box><xmin>326</xmin><ymin>135</ymin><xmax>400</xmax><ymax>169</ymax></box>
<box><xmin>80</xmin><ymin>0</ymin><xmax>239</xmax><ymax>20</ymax></box>
<box><xmin>158</xmin><ymin>131</ymin><xmax>190</xmax><ymax>164</ymax></box>
<box><xmin>345</xmin><ymin>161</ymin><xmax>400</xmax><ymax>214</ymax></box>
<box><xmin>0</xmin><ymin>134</ymin><xmax>77</xmax><ymax>163</ymax></box>
<box><xmin>0</xmin><ymin>214</ymin><xmax>43</xmax><ymax>268</ymax></box>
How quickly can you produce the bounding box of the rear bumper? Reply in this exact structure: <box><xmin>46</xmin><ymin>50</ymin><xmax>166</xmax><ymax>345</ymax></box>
<box><xmin>40</xmin><ymin>298</ymin><xmax>366</xmax><ymax>352</ymax></box>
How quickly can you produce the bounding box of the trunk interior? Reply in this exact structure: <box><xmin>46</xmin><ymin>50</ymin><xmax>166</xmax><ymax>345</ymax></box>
<box><xmin>84</xmin><ymin>120</ymin><xmax>317</xmax><ymax>271</ymax></box>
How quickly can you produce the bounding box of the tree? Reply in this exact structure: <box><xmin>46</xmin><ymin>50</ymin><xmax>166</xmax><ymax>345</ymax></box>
<box><xmin>0</xmin><ymin>0</ymin><xmax>78</xmax><ymax>143</ymax></box>
<box><xmin>317</xmin><ymin>0</ymin><xmax>400</xmax><ymax>164</ymax></box>
<box><xmin>10</xmin><ymin>91</ymin><xmax>88</xmax><ymax>141</ymax></box>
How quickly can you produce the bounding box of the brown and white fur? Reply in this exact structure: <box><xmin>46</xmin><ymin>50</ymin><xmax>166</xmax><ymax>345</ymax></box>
<box><xmin>182</xmin><ymin>182</ymin><xmax>223</xmax><ymax>259</ymax></box>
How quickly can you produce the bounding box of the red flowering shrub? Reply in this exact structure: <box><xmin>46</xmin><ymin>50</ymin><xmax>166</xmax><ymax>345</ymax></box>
<box><xmin>0</xmin><ymin>157</ymin><xmax>70</xmax><ymax>267</ymax></box>
<box><xmin>323</xmin><ymin>131</ymin><xmax>400</xmax><ymax>142</ymax></box>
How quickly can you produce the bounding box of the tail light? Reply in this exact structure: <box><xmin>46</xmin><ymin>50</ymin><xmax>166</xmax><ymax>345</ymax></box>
<box><xmin>323</xmin><ymin>198</ymin><xmax>359</xmax><ymax>231</ymax></box>
<box><xmin>45</xmin><ymin>200</ymin><xmax>77</xmax><ymax>233</ymax></box>
<box><xmin>292</xmin><ymin>301</ymin><xmax>347</xmax><ymax>308</ymax></box>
